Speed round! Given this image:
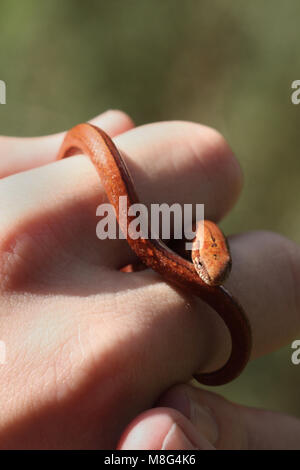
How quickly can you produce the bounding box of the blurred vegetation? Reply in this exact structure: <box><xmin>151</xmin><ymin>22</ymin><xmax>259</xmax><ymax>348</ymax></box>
<box><xmin>0</xmin><ymin>0</ymin><xmax>299</xmax><ymax>416</ymax></box>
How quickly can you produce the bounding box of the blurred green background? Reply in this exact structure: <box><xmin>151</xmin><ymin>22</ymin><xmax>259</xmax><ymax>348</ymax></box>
<box><xmin>0</xmin><ymin>0</ymin><xmax>299</xmax><ymax>416</ymax></box>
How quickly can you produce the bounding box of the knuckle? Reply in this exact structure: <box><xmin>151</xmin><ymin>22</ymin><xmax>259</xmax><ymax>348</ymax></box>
<box><xmin>189</xmin><ymin>123</ymin><xmax>243</xmax><ymax>195</ymax></box>
<box><xmin>104</xmin><ymin>109</ymin><xmax>135</xmax><ymax>128</ymax></box>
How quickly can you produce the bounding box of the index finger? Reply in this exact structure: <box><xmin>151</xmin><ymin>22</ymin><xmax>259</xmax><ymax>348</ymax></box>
<box><xmin>0</xmin><ymin>110</ymin><xmax>134</xmax><ymax>178</ymax></box>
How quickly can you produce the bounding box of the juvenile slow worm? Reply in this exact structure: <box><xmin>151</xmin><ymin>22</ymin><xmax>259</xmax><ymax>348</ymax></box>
<box><xmin>57</xmin><ymin>123</ymin><xmax>252</xmax><ymax>386</ymax></box>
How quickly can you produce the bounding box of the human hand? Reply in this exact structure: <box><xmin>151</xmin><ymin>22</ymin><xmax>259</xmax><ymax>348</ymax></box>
<box><xmin>0</xmin><ymin>111</ymin><xmax>299</xmax><ymax>449</ymax></box>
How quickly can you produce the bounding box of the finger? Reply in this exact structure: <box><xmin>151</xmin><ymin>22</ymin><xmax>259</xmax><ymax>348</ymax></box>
<box><xmin>131</xmin><ymin>229</ymin><xmax>300</xmax><ymax>376</ymax></box>
<box><xmin>155</xmin><ymin>384</ymin><xmax>300</xmax><ymax>449</ymax></box>
<box><xmin>111</xmin><ymin>120</ymin><xmax>242</xmax><ymax>267</ymax></box>
<box><xmin>115</xmin><ymin>120</ymin><xmax>243</xmax><ymax>222</ymax></box>
<box><xmin>227</xmin><ymin>230</ymin><xmax>300</xmax><ymax>359</ymax></box>
<box><xmin>103</xmin><ymin>120</ymin><xmax>242</xmax><ymax>267</ymax></box>
<box><xmin>118</xmin><ymin>407</ymin><xmax>215</xmax><ymax>450</ymax></box>
<box><xmin>0</xmin><ymin>110</ymin><xmax>134</xmax><ymax>177</ymax></box>
<box><xmin>0</xmin><ymin>121</ymin><xmax>242</xmax><ymax>272</ymax></box>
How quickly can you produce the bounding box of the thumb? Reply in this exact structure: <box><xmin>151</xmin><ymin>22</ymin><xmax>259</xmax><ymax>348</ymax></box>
<box><xmin>118</xmin><ymin>384</ymin><xmax>300</xmax><ymax>450</ymax></box>
<box><xmin>156</xmin><ymin>384</ymin><xmax>300</xmax><ymax>450</ymax></box>
<box><xmin>117</xmin><ymin>407</ymin><xmax>215</xmax><ymax>450</ymax></box>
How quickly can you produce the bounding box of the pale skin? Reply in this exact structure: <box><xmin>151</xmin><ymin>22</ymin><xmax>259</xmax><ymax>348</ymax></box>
<box><xmin>0</xmin><ymin>110</ymin><xmax>300</xmax><ymax>449</ymax></box>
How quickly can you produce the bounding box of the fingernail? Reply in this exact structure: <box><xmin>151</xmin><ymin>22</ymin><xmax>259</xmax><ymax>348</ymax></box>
<box><xmin>158</xmin><ymin>389</ymin><xmax>219</xmax><ymax>445</ymax></box>
<box><xmin>119</xmin><ymin>415</ymin><xmax>199</xmax><ymax>450</ymax></box>
<box><xmin>161</xmin><ymin>423</ymin><xmax>197</xmax><ymax>450</ymax></box>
